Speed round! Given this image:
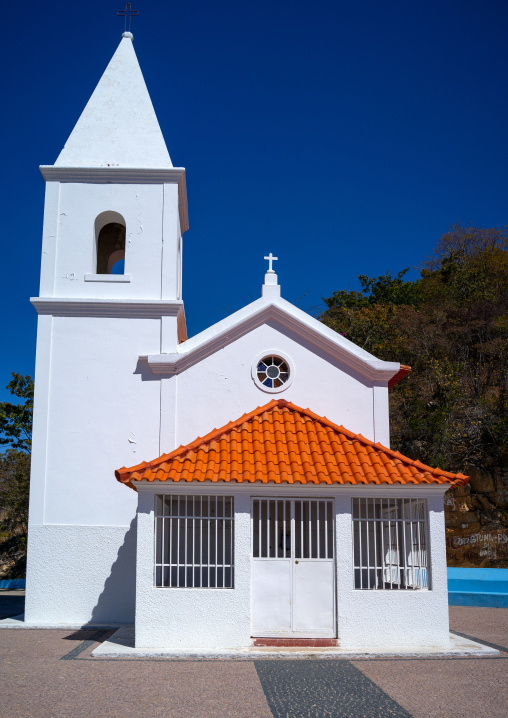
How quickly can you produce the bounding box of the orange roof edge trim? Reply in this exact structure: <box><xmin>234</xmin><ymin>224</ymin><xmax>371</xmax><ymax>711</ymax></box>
<box><xmin>388</xmin><ymin>365</ymin><xmax>411</xmax><ymax>390</ymax></box>
<box><xmin>115</xmin><ymin>398</ymin><xmax>469</xmax><ymax>491</ymax></box>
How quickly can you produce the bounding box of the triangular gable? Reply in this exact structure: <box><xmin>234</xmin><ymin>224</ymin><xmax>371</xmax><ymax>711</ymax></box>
<box><xmin>146</xmin><ymin>296</ymin><xmax>409</xmax><ymax>388</ymax></box>
<box><xmin>115</xmin><ymin>399</ymin><xmax>468</xmax><ymax>490</ymax></box>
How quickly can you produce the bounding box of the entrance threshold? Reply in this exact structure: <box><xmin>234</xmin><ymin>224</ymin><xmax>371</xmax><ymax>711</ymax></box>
<box><xmin>253</xmin><ymin>638</ymin><xmax>338</xmax><ymax>647</ymax></box>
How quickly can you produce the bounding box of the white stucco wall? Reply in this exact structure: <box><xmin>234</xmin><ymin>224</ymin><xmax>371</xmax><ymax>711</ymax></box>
<box><xmin>134</xmin><ymin>485</ymin><xmax>450</xmax><ymax>650</ymax></box>
<box><xmin>135</xmin><ymin>486</ymin><xmax>252</xmax><ymax>649</ymax></box>
<box><xmin>335</xmin><ymin>489</ymin><xmax>450</xmax><ymax>648</ymax></box>
<box><xmin>24</xmin><ymin>524</ymin><xmax>135</xmax><ymax>624</ymax></box>
<box><xmin>27</xmin><ymin>168</ymin><xmax>185</xmax><ymax>624</ymax></box>
<box><xmin>31</xmin><ymin>315</ymin><xmax>163</xmax><ymax>527</ymax></box>
<box><xmin>173</xmin><ymin>321</ymin><xmax>381</xmax><ymax>449</ymax></box>
<box><xmin>25</xmin><ymin>309</ymin><xmax>163</xmax><ymax>623</ymax></box>
<box><xmin>25</xmin><ymin>35</ymin><xmax>189</xmax><ymax>624</ymax></box>
<box><xmin>26</xmin><ymin>268</ymin><xmax>404</xmax><ymax>630</ymax></box>
<box><xmin>40</xmin><ymin>181</ymin><xmax>181</xmax><ymax>302</ymax></box>
<box><xmin>28</xmin><ymin>159</ymin><xmax>397</xmax><ymax>629</ymax></box>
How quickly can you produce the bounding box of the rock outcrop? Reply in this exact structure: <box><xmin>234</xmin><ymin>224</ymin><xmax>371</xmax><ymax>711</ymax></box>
<box><xmin>446</xmin><ymin>467</ymin><xmax>508</xmax><ymax>567</ymax></box>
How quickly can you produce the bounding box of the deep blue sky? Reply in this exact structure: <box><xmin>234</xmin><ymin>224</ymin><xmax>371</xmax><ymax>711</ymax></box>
<box><xmin>1</xmin><ymin>0</ymin><xmax>507</xmax><ymax>402</ymax></box>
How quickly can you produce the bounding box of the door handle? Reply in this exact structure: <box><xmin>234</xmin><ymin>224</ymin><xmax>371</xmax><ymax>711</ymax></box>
<box><xmin>295</xmin><ymin>560</ymin><xmax>299</xmax><ymax>564</ymax></box>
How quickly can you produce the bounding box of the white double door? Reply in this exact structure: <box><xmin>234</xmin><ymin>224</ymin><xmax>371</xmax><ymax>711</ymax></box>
<box><xmin>251</xmin><ymin>498</ymin><xmax>336</xmax><ymax>637</ymax></box>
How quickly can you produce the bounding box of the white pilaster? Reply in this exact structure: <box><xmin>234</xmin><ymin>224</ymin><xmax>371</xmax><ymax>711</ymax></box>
<box><xmin>161</xmin><ymin>183</ymin><xmax>181</xmax><ymax>301</ymax></box>
<box><xmin>373</xmin><ymin>381</ymin><xmax>390</xmax><ymax>446</ymax></box>
<box><xmin>39</xmin><ymin>182</ymin><xmax>60</xmax><ymax>297</ymax></box>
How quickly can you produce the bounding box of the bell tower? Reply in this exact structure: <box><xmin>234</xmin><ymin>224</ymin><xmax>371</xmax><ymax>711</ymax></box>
<box><xmin>25</xmin><ymin>32</ymin><xmax>188</xmax><ymax>624</ymax></box>
<box><xmin>36</xmin><ymin>32</ymin><xmax>188</xmax><ymax>330</ymax></box>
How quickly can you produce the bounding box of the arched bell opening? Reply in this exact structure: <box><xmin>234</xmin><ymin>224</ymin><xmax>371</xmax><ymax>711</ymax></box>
<box><xmin>95</xmin><ymin>211</ymin><xmax>126</xmax><ymax>275</ymax></box>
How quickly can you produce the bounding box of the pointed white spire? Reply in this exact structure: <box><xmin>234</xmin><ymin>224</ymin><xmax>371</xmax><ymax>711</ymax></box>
<box><xmin>55</xmin><ymin>36</ymin><xmax>172</xmax><ymax>168</ymax></box>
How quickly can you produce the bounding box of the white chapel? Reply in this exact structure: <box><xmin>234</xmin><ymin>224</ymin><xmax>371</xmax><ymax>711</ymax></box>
<box><xmin>24</xmin><ymin>31</ymin><xmax>468</xmax><ymax>651</ymax></box>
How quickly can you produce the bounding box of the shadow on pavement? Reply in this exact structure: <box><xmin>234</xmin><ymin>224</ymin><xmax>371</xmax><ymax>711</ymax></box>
<box><xmin>0</xmin><ymin>590</ymin><xmax>25</xmax><ymax>619</ymax></box>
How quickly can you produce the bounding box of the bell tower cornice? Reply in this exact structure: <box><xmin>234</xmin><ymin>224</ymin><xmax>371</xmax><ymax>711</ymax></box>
<box><xmin>39</xmin><ymin>166</ymin><xmax>189</xmax><ymax>233</ymax></box>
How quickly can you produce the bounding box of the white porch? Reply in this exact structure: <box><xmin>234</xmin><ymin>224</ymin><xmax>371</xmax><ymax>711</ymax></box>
<box><xmin>134</xmin><ymin>484</ymin><xmax>451</xmax><ymax>651</ymax></box>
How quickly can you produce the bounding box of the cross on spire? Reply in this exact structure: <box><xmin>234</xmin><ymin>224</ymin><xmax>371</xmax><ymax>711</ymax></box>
<box><xmin>118</xmin><ymin>3</ymin><xmax>139</xmax><ymax>33</ymax></box>
<box><xmin>264</xmin><ymin>253</ymin><xmax>278</xmax><ymax>273</ymax></box>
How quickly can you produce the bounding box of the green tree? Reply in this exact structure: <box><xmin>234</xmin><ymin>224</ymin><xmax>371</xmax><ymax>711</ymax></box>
<box><xmin>0</xmin><ymin>373</ymin><xmax>33</xmax><ymax>579</ymax></box>
<box><xmin>320</xmin><ymin>225</ymin><xmax>508</xmax><ymax>471</ymax></box>
<box><xmin>0</xmin><ymin>373</ymin><xmax>34</xmax><ymax>453</ymax></box>
<box><xmin>0</xmin><ymin>450</ymin><xmax>30</xmax><ymax>534</ymax></box>
<box><xmin>323</xmin><ymin>268</ymin><xmax>423</xmax><ymax>312</ymax></box>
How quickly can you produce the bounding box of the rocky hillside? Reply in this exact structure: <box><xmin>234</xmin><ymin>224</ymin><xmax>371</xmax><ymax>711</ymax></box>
<box><xmin>0</xmin><ymin>532</ymin><xmax>26</xmax><ymax>580</ymax></box>
<box><xmin>446</xmin><ymin>468</ymin><xmax>508</xmax><ymax>567</ymax></box>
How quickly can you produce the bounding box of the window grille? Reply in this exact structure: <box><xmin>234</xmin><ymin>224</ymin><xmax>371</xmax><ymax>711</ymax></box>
<box><xmin>253</xmin><ymin>499</ymin><xmax>291</xmax><ymax>558</ymax></box>
<box><xmin>295</xmin><ymin>500</ymin><xmax>334</xmax><ymax>559</ymax></box>
<box><xmin>154</xmin><ymin>495</ymin><xmax>234</xmax><ymax>588</ymax></box>
<box><xmin>252</xmin><ymin>498</ymin><xmax>334</xmax><ymax>559</ymax></box>
<box><xmin>352</xmin><ymin>498</ymin><xmax>429</xmax><ymax>590</ymax></box>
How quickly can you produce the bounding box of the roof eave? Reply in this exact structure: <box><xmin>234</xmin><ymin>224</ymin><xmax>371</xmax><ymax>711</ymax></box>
<box><xmin>144</xmin><ymin>297</ymin><xmax>401</xmax><ymax>384</ymax></box>
<box><xmin>115</xmin><ymin>400</ymin><xmax>470</xmax><ymax>489</ymax></box>
<box><xmin>388</xmin><ymin>365</ymin><xmax>411</xmax><ymax>390</ymax></box>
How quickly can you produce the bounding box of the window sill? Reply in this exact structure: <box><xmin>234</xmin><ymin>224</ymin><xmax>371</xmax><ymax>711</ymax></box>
<box><xmin>152</xmin><ymin>586</ymin><xmax>234</xmax><ymax>590</ymax></box>
<box><xmin>352</xmin><ymin>587</ymin><xmax>430</xmax><ymax>592</ymax></box>
<box><xmin>84</xmin><ymin>273</ymin><xmax>132</xmax><ymax>283</ymax></box>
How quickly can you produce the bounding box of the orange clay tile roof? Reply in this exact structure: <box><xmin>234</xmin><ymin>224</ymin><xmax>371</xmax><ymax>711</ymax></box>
<box><xmin>115</xmin><ymin>399</ymin><xmax>468</xmax><ymax>490</ymax></box>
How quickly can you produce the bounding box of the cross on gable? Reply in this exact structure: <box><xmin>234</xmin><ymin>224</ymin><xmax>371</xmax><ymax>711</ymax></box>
<box><xmin>264</xmin><ymin>253</ymin><xmax>278</xmax><ymax>272</ymax></box>
<box><xmin>118</xmin><ymin>3</ymin><xmax>139</xmax><ymax>32</ymax></box>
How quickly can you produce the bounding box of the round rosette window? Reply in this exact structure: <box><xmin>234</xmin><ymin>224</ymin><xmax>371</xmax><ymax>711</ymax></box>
<box><xmin>256</xmin><ymin>355</ymin><xmax>290</xmax><ymax>390</ymax></box>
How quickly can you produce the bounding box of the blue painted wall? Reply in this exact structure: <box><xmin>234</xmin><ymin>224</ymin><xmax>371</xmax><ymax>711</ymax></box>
<box><xmin>0</xmin><ymin>579</ymin><xmax>26</xmax><ymax>590</ymax></box>
<box><xmin>448</xmin><ymin>568</ymin><xmax>508</xmax><ymax>607</ymax></box>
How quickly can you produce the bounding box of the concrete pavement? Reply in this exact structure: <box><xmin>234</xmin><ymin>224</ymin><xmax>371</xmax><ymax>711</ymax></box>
<box><xmin>0</xmin><ymin>594</ymin><xmax>506</xmax><ymax>718</ymax></box>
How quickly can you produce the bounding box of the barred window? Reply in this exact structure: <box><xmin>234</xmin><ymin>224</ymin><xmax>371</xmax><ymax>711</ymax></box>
<box><xmin>352</xmin><ymin>498</ymin><xmax>429</xmax><ymax>590</ymax></box>
<box><xmin>154</xmin><ymin>495</ymin><xmax>234</xmax><ymax>588</ymax></box>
